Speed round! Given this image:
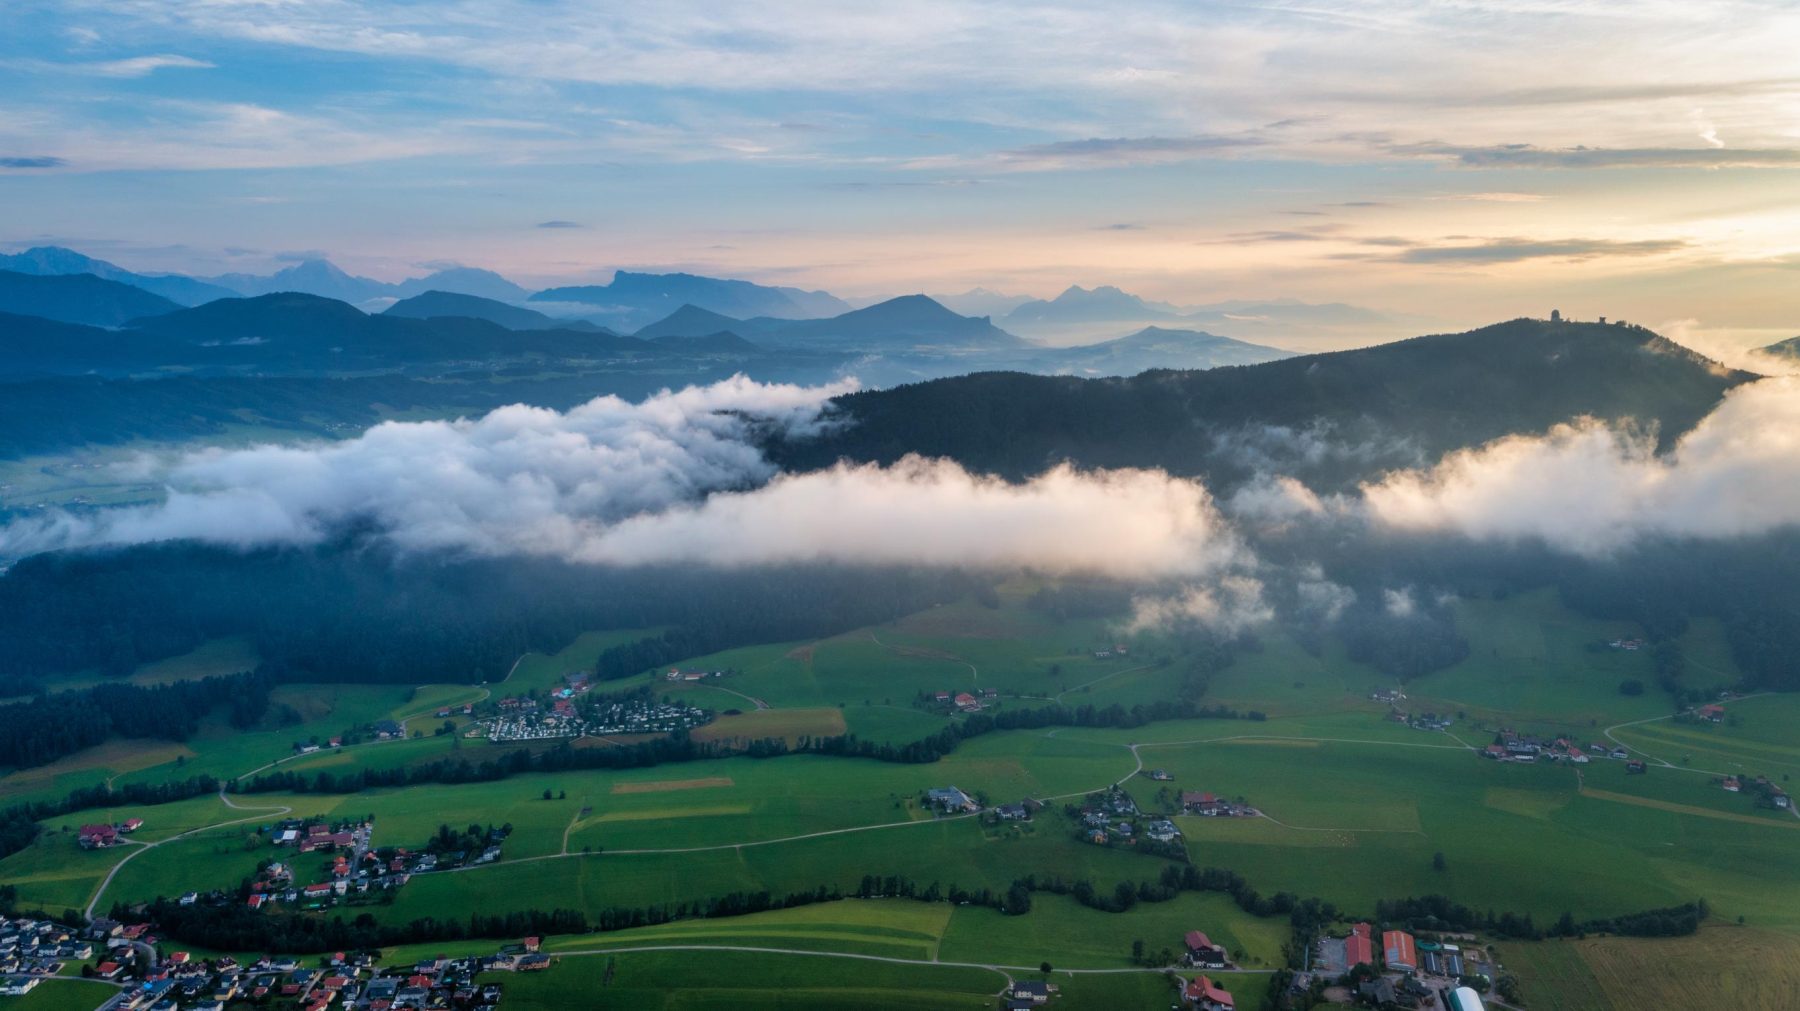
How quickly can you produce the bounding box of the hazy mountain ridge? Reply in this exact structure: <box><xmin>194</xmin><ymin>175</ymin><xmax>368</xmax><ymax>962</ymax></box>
<box><xmin>382</xmin><ymin>290</ymin><xmax>611</xmax><ymax>332</ymax></box>
<box><xmin>0</xmin><ymin>270</ymin><xmax>181</xmax><ymax>327</ymax></box>
<box><xmin>0</xmin><ymin>247</ymin><xmax>237</xmax><ymax>306</ymax></box>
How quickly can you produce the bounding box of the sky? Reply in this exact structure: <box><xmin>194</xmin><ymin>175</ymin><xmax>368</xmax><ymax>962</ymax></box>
<box><xmin>2</xmin><ymin>1</ymin><xmax>1799</xmax><ymax>346</ymax></box>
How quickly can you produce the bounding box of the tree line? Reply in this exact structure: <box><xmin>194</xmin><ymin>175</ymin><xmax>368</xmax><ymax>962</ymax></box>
<box><xmin>0</xmin><ymin>669</ymin><xmax>275</xmax><ymax>770</ymax></box>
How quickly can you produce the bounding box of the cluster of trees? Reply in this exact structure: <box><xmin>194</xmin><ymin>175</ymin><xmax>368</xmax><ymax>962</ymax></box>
<box><xmin>128</xmin><ymin>898</ymin><xmax>589</xmax><ymax>955</ymax></box>
<box><xmin>0</xmin><ymin>543</ymin><xmax>978</xmax><ymax>697</ymax></box>
<box><xmin>1375</xmin><ymin>894</ymin><xmax>1707</xmax><ymax>940</ymax></box>
<box><xmin>0</xmin><ymin>775</ymin><xmax>222</xmax><ymax>863</ymax></box>
<box><xmin>0</xmin><ymin>670</ymin><xmax>274</xmax><ymax>770</ymax></box>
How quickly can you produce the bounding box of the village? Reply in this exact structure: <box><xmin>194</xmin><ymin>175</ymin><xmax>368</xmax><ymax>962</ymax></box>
<box><xmin>475</xmin><ymin>676</ymin><xmax>711</xmax><ymax>744</ymax></box>
<box><xmin>1</xmin><ymin>910</ymin><xmax>558</xmax><ymax>1011</ymax></box>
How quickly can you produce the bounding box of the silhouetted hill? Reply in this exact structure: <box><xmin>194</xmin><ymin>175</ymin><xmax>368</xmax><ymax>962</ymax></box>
<box><xmin>0</xmin><ymin>271</ymin><xmax>180</xmax><ymax>326</ymax></box>
<box><xmin>530</xmin><ymin>270</ymin><xmax>850</xmax><ymax>329</ymax></box>
<box><xmin>1758</xmin><ymin>336</ymin><xmax>1800</xmax><ymax>362</ymax></box>
<box><xmin>382</xmin><ymin>290</ymin><xmax>602</xmax><ymax>331</ymax></box>
<box><xmin>1004</xmin><ymin>284</ymin><xmax>1179</xmax><ymax>326</ymax></box>
<box><xmin>0</xmin><ymin>246</ymin><xmax>236</xmax><ymax>305</ymax></box>
<box><xmin>758</xmin><ymin>295</ymin><xmax>1025</xmax><ymax>350</ymax></box>
<box><xmin>772</xmin><ymin>318</ymin><xmax>1752</xmax><ymax>488</ymax></box>
<box><xmin>649</xmin><ymin>331</ymin><xmax>762</xmax><ymax>354</ymax></box>
<box><xmin>393</xmin><ymin>267</ymin><xmax>528</xmax><ymax>302</ymax></box>
<box><xmin>634</xmin><ymin>304</ymin><xmax>746</xmax><ymax>339</ymax></box>
<box><xmin>0</xmin><ymin>312</ymin><xmax>128</xmax><ymax>378</ymax></box>
<box><xmin>1042</xmin><ymin>325</ymin><xmax>1291</xmax><ymax>373</ymax></box>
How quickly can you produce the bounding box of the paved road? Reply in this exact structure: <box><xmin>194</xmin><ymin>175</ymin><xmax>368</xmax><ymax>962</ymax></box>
<box><xmin>549</xmin><ymin>942</ymin><xmax>1280</xmax><ymax>977</ymax></box>
<box><xmin>84</xmin><ymin>786</ymin><xmax>290</xmax><ymax>919</ymax></box>
<box><xmin>1601</xmin><ymin>693</ymin><xmax>1773</xmax><ymax>777</ymax></box>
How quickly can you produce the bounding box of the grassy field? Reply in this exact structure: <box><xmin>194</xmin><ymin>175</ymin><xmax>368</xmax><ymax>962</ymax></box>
<box><xmin>0</xmin><ymin>980</ymin><xmax>115</xmax><ymax>1011</ymax></box>
<box><xmin>1403</xmin><ymin>589</ymin><xmax>1682</xmax><ymax>730</ymax></box>
<box><xmin>4</xmin><ymin>587</ymin><xmax>1796</xmax><ymax>1010</ymax></box>
<box><xmin>1504</xmin><ymin>925</ymin><xmax>1800</xmax><ymax>1010</ymax></box>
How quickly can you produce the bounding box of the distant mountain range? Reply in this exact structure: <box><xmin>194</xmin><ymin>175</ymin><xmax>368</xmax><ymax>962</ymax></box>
<box><xmin>532</xmin><ymin>270</ymin><xmax>852</xmax><ymax>330</ymax></box>
<box><xmin>0</xmin><ymin>247</ymin><xmax>237</xmax><ymax>306</ymax></box>
<box><xmin>930</xmin><ymin>288</ymin><xmax>1038</xmax><ymax>318</ymax></box>
<box><xmin>382</xmin><ymin>290</ymin><xmax>612</xmax><ymax>333</ymax></box>
<box><xmin>0</xmin><ymin>270</ymin><xmax>180</xmax><ymax>326</ymax></box>
<box><xmin>999</xmin><ymin>284</ymin><xmax>1393</xmax><ymax>345</ymax></box>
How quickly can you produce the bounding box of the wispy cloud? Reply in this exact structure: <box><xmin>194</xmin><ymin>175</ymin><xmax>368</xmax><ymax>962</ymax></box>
<box><xmin>1408</xmin><ymin>143</ymin><xmax>1800</xmax><ymax>170</ymax></box>
<box><xmin>1394</xmin><ymin>237</ymin><xmax>1688</xmax><ymax>264</ymax></box>
<box><xmin>0</xmin><ymin>156</ymin><xmax>65</xmax><ymax>169</ymax></box>
<box><xmin>535</xmin><ymin>220</ymin><xmax>582</xmax><ymax>229</ymax></box>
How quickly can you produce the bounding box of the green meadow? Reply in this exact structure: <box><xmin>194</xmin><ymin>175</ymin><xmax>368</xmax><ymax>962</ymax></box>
<box><xmin>3</xmin><ymin>586</ymin><xmax>1795</xmax><ymax>1010</ymax></box>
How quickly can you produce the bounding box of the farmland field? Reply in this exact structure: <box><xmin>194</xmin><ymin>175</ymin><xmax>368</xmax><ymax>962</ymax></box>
<box><xmin>4</xmin><ymin>587</ymin><xmax>1797</xmax><ymax>1010</ymax></box>
<box><xmin>1504</xmin><ymin>926</ymin><xmax>1800</xmax><ymax>1011</ymax></box>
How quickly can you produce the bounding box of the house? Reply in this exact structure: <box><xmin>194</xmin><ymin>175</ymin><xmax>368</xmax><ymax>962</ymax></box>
<box><xmin>953</xmin><ymin>692</ymin><xmax>981</xmax><ymax>712</ymax></box>
<box><xmin>1565</xmin><ymin>746</ymin><xmax>1588</xmax><ymax>763</ymax></box>
<box><xmin>1722</xmin><ymin>776</ymin><xmax>1741</xmax><ymax>792</ymax></box>
<box><xmin>1184</xmin><ymin>974</ymin><xmax>1234</xmax><ymax>1010</ymax></box>
<box><xmin>0</xmin><ymin>977</ymin><xmax>40</xmax><ymax>997</ymax></box>
<box><xmin>518</xmin><ymin>954</ymin><xmax>551</xmax><ymax>972</ymax></box>
<box><xmin>78</xmin><ymin>824</ymin><xmax>118</xmax><ymax>849</ymax></box>
<box><xmin>1383</xmin><ymin>929</ymin><xmax>1418</xmax><ymax>972</ymax></box>
<box><xmin>995</xmin><ymin>804</ymin><xmax>1030</xmax><ymax>821</ymax></box>
<box><xmin>1184</xmin><ymin>930</ymin><xmax>1227</xmax><ymax>968</ymax></box>
<box><xmin>1697</xmin><ymin>704</ymin><xmax>1725</xmax><ymax>722</ymax></box>
<box><xmin>1145</xmin><ymin>819</ymin><xmax>1181</xmax><ymax>843</ymax></box>
<box><xmin>522</xmin><ymin>936</ymin><xmax>541</xmax><ymax>953</ymax></box>
<box><xmin>374</xmin><ymin>720</ymin><xmax>402</xmax><ymax>739</ymax></box>
<box><xmin>1776</xmin><ymin>793</ymin><xmax>1792</xmax><ymax>810</ymax></box>
<box><xmin>1483</xmin><ymin>745</ymin><xmax>1507</xmax><ymax>760</ymax></box>
<box><xmin>1009</xmin><ymin>979</ymin><xmax>1049</xmax><ymax>1004</ymax></box>
<box><xmin>1148</xmin><ymin>769</ymin><xmax>1173</xmax><ymax>781</ymax></box>
<box><xmin>1610</xmin><ymin>747</ymin><xmax>1630</xmax><ymax>760</ymax></box>
<box><xmin>1343</xmin><ymin>923</ymin><xmax>1374</xmax><ymax>968</ymax></box>
<box><xmin>926</xmin><ymin>787</ymin><xmax>979</xmax><ymax>813</ymax></box>
<box><xmin>119</xmin><ymin>818</ymin><xmax>144</xmax><ymax>833</ymax></box>
<box><xmin>1626</xmin><ymin>760</ymin><xmax>1647</xmax><ymax>774</ymax></box>
<box><xmin>1182</xmin><ymin>791</ymin><xmax>1224</xmax><ymax>815</ymax></box>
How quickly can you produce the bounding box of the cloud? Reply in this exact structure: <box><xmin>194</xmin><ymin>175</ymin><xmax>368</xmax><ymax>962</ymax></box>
<box><xmin>536</xmin><ymin>220</ymin><xmax>583</xmax><ymax>229</ymax></box>
<box><xmin>1429</xmin><ymin>192</ymin><xmax>1546</xmax><ymax>203</ymax></box>
<box><xmin>1383</xmin><ymin>587</ymin><xmax>1417</xmax><ymax>617</ymax></box>
<box><xmin>0</xmin><ymin>376</ymin><xmax>854</xmax><ymax>560</ymax></box>
<box><xmin>0</xmin><ymin>156</ymin><xmax>66</xmax><ymax>169</ymax></box>
<box><xmin>1408</xmin><ymin>143</ymin><xmax>1800</xmax><ymax>170</ymax></box>
<box><xmin>1394</xmin><ymin>237</ymin><xmax>1687</xmax><ymax>264</ymax></box>
<box><xmin>984</xmin><ymin>135</ymin><xmax>1266</xmax><ymax>171</ymax></box>
<box><xmin>1360</xmin><ymin>377</ymin><xmax>1800</xmax><ymax>554</ymax></box>
<box><xmin>81</xmin><ymin>54</ymin><xmax>214</xmax><ymax>77</ymax></box>
<box><xmin>1295</xmin><ymin>568</ymin><xmax>1356</xmax><ymax>623</ymax></box>
<box><xmin>0</xmin><ymin>377</ymin><xmax>1249</xmax><ymax>580</ymax></box>
<box><xmin>5</xmin><ymin>54</ymin><xmax>214</xmax><ymax>78</ymax></box>
<box><xmin>1126</xmin><ymin>576</ymin><xmax>1272</xmax><ymax>635</ymax></box>
<box><xmin>586</xmin><ymin>457</ymin><xmax>1249</xmax><ymax>576</ymax></box>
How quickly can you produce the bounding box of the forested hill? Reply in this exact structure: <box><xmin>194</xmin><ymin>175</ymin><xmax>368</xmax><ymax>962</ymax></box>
<box><xmin>770</xmin><ymin>318</ymin><xmax>1751</xmax><ymax>486</ymax></box>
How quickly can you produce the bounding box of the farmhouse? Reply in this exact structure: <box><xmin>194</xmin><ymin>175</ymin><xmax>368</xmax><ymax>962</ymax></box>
<box><xmin>1382</xmin><ymin>929</ymin><xmax>1418</xmax><ymax>972</ymax></box>
<box><xmin>995</xmin><ymin>804</ymin><xmax>1030</xmax><ymax>821</ymax></box>
<box><xmin>1183</xmin><ymin>974</ymin><xmax>1234</xmax><ymax>1010</ymax></box>
<box><xmin>1343</xmin><ymin>922</ymin><xmax>1374</xmax><ymax>968</ymax></box>
<box><xmin>1182</xmin><ymin>791</ymin><xmax>1223</xmax><ymax>815</ymax></box>
<box><xmin>1148</xmin><ymin>769</ymin><xmax>1173</xmax><ymax>781</ymax></box>
<box><xmin>1184</xmin><ymin>930</ymin><xmax>1227</xmax><ymax>968</ymax></box>
<box><xmin>1722</xmin><ymin>776</ymin><xmax>1741</xmax><ymax>792</ymax></box>
<box><xmin>1626</xmin><ymin>760</ymin><xmax>1647</xmax><ymax>774</ymax></box>
<box><xmin>926</xmin><ymin>786</ymin><xmax>979</xmax><ymax>814</ymax></box>
<box><xmin>953</xmin><ymin>692</ymin><xmax>982</xmax><ymax>712</ymax></box>
<box><xmin>1696</xmin><ymin>704</ymin><xmax>1725</xmax><ymax>722</ymax></box>
<box><xmin>78</xmin><ymin>824</ymin><xmax>118</xmax><ymax>849</ymax></box>
<box><xmin>1009</xmin><ymin>979</ymin><xmax>1049</xmax><ymax>1003</ymax></box>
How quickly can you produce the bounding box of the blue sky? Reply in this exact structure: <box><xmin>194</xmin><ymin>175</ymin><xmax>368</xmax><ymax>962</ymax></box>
<box><xmin>2</xmin><ymin>1</ymin><xmax>1798</xmax><ymax>346</ymax></box>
